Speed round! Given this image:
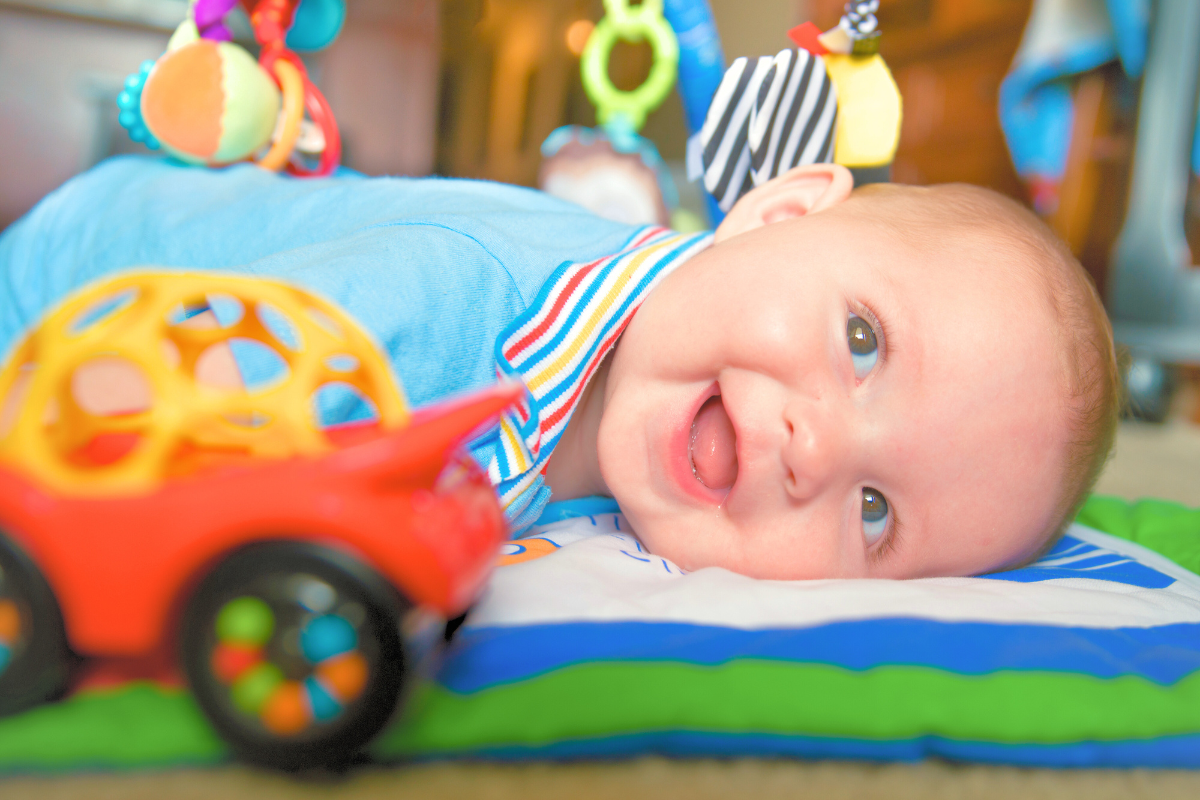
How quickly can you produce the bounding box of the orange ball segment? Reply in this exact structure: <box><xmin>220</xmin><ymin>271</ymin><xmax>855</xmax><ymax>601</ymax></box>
<box><xmin>141</xmin><ymin>41</ymin><xmax>224</xmax><ymax>159</ymax></box>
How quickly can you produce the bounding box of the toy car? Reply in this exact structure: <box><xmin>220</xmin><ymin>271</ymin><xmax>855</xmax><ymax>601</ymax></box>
<box><xmin>0</xmin><ymin>271</ymin><xmax>519</xmax><ymax>768</ymax></box>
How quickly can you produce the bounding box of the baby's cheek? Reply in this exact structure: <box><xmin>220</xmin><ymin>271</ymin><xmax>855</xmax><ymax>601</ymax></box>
<box><xmin>625</xmin><ymin>513</ymin><xmax>739</xmax><ymax>574</ymax></box>
<box><xmin>617</xmin><ymin>508</ymin><xmax>684</xmax><ymax>565</ymax></box>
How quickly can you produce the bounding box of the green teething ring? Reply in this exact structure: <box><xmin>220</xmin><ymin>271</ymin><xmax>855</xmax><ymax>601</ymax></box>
<box><xmin>581</xmin><ymin>0</ymin><xmax>678</xmax><ymax>132</ymax></box>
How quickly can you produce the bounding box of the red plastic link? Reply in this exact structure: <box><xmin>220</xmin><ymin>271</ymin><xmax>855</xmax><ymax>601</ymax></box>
<box><xmin>287</xmin><ymin>77</ymin><xmax>342</xmax><ymax>177</ymax></box>
<box><xmin>259</xmin><ymin>44</ymin><xmax>308</xmax><ymax>81</ymax></box>
<box><xmin>245</xmin><ymin>0</ymin><xmax>341</xmax><ymax>176</ymax></box>
<box><xmin>244</xmin><ymin>0</ymin><xmax>298</xmax><ymax>48</ymax></box>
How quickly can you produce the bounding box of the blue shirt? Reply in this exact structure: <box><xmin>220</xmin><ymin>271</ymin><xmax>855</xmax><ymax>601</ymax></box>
<box><xmin>0</xmin><ymin>156</ymin><xmax>712</xmax><ymax>528</ymax></box>
<box><xmin>0</xmin><ymin>156</ymin><xmax>642</xmax><ymax>407</ymax></box>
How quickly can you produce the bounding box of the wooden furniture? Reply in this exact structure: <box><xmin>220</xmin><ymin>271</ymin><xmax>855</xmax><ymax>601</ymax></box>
<box><xmin>810</xmin><ymin>0</ymin><xmax>1032</xmax><ymax>199</ymax></box>
<box><xmin>808</xmin><ymin>0</ymin><xmax>1140</xmax><ymax>300</ymax></box>
<box><xmin>1046</xmin><ymin>63</ymin><xmax>1136</xmax><ymax>297</ymax></box>
<box><xmin>437</xmin><ymin>0</ymin><xmax>599</xmax><ymax>185</ymax></box>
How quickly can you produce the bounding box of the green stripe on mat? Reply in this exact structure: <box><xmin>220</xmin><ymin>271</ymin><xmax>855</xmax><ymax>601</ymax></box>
<box><xmin>0</xmin><ymin>683</ymin><xmax>228</xmax><ymax>770</ymax></box>
<box><xmin>0</xmin><ymin>495</ymin><xmax>1194</xmax><ymax>771</ymax></box>
<box><xmin>1078</xmin><ymin>496</ymin><xmax>1200</xmax><ymax>575</ymax></box>
<box><xmin>379</xmin><ymin>660</ymin><xmax>1200</xmax><ymax>756</ymax></box>
<box><xmin>2</xmin><ymin>661</ymin><xmax>1199</xmax><ymax>770</ymax></box>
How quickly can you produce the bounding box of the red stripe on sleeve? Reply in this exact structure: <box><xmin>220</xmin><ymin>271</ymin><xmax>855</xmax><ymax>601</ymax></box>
<box><xmin>503</xmin><ymin>260</ymin><xmax>597</xmax><ymax>363</ymax></box>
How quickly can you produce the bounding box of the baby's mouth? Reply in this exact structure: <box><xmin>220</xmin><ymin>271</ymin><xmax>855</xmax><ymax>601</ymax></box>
<box><xmin>689</xmin><ymin>395</ymin><xmax>739</xmax><ymax>491</ymax></box>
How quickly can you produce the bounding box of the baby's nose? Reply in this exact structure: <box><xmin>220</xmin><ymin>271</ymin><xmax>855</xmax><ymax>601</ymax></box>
<box><xmin>781</xmin><ymin>399</ymin><xmax>848</xmax><ymax>501</ymax></box>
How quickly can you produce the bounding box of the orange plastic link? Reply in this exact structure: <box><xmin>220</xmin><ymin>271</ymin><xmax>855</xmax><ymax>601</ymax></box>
<box><xmin>243</xmin><ymin>0</ymin><xmax>343</xmax><ymax>175</ymax></box>
<box><xmin>287</xmin><ymin>76</ymin><xmax>342</xmax><ymax>177</ymax></box>
<box><xmin>255</xmin><ymin>58</ymin><xmax>305</xmax><ymax>172</ymax></box>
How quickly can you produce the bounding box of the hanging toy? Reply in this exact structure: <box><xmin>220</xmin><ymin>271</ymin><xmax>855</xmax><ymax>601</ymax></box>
<box><xmin>688</xmin><ymin>46</ymin><xmax>839</xmax><ymax>212</ymax></box>
<box><xmin>117</xmin><ymin>0</ymin><xmax>343</xmax><ymax>177</ymax></box>
<box><xmin>540</xmin><ymin>0</ymin><xmax>703</xmax><ymax>230</ymax></box>
<box><xmin>788</xmin><ymin>0</ymin><xmax>882</xmax><ymax>57</ymax></box>
<box><xmin>786</xmin><ymin>0</ymin><xmax>901</xmax><ymax>169</ymax></box>
<box><xmin>688</xmin><ymin>0</ymin><xmax>901</xmax><ymax>214</ymax></box>
<box><xmin>539</xmin><ymin>125</ymin><xmax>682</xmax><ymax>228</ymax></box>
<box><xmin>580</xmin><ymin>0</ymin><xmax>678</xmax><ymax>133</ymax></box>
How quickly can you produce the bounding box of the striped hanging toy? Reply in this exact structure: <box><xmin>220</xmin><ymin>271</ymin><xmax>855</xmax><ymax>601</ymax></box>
<box><xmin>687</xmin><ymin>0</ymin><xmax>902</xmax><ymax>213</ymax></box>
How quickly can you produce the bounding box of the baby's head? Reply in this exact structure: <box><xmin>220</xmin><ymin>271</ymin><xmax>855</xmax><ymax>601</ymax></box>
<box><xmin>596</xmin><ymin>163</ymin><xmax>1119</xmax><ymax>579</ymax></box>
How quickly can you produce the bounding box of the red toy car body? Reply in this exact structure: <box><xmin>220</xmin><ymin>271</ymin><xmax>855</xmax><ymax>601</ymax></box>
<box><xmin>0</xmin><ymin>272</ymin><xmax>522</xmax><ymax>768</ymax></box>
<box><xmin>0</xmin><ymin>387</ymin><xmax>517</xmax><ymax>658</ymax></box>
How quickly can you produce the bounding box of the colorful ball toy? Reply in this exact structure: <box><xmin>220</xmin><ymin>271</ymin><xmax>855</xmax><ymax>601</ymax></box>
<box><xmin>119</xmin><ymin>0</ymin><xmax>344</xmax><ymax>177</ymax></box>
<box><xmin>140</xmin><ymin>38</ymin><xmax>282</xmax><ymax>167</ymax></box>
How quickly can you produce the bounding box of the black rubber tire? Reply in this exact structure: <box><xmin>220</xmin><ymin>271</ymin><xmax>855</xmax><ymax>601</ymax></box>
<box><xmin>0</xmin><ymin>530</ymin><xmax>71</xmax><ymax>717</ymax></box>
<box><xmin>180</xmin><ymin>541</ymin><xmax>408</xmax><ymax>770</ymax></box>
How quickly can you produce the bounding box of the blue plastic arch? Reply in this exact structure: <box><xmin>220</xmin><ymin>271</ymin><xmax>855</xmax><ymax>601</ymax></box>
<box><xmin>661</xmin><ymin>0</ymin><xmax>726</xmax><ymax>222</ymax></box>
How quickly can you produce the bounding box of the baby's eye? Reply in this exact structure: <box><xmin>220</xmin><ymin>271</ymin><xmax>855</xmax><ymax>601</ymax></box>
<box><xmin>847</xmin><ymin>315</ymin><xmax>878</xmax><ymax>380</ymax></box>
<box><xmin>862</xmin><ymin>487</ymin><xmax>888</xmax><ymax>544</ymax></box>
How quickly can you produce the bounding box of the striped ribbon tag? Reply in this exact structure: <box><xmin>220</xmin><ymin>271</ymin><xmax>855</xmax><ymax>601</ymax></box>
<box><xmin>688</xmin><ymin>48</ymin><xmax>837</xmax><ymax>212</ymax></box>
<box><xmin>486</xmin><ymin>227</ymin><xmax>714</xmax><ymax>524</ymax></box>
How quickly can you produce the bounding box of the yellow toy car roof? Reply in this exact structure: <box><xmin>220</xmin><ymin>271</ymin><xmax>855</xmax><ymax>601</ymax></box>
<box><xmin>0</xmin><ymin>271</ymin><xmax>408</xmax><ymax>496</ymax></box>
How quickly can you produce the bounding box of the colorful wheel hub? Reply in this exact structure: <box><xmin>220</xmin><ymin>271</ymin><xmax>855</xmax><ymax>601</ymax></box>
<box><xmin>0</xmin><ymin>598</ymin><xmax>20</xmax><ymax>676</ymax></box>
<box><xmin>210</xmin><ymin>595</ymin><xmax>369</xmax><ymax>736</ymax></box>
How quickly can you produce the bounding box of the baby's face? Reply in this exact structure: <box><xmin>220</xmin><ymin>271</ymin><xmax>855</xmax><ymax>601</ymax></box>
<box><xmin>597</xmin><ymin>203</ymin><xmax>1070</xmax><ymax>579</ymax></box>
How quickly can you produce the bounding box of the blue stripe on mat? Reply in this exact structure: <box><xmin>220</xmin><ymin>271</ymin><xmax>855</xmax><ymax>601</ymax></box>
<box><xmin>439</xmin><ymin>620</ymin><xmax>1200</xmax><ymax>693</ymax></box>
<box><xmin>431</xmin><ymin>729</ymin><xmax>1200</xmax><ymax>769</ymax></box>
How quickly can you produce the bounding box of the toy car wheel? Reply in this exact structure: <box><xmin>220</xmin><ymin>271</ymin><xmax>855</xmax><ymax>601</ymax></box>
<box><xmin>0</xmin><ymin>531</ymin><xmax>72</xmax><ymax>717</ymax></box>
<box><xmin>180</xmin><ymin>541</ymin><xmax>409</xmax><ymax>769</ymax></box>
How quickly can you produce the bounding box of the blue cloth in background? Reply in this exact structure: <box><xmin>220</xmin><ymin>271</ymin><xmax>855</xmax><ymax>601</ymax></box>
<box><xmin>998</xmin><ymin>0</ymin><xmax>1153</xmax><ymax>211</ymax></box>
<box><xmin>1105</xmin><ymin>0</ymin><xmax>1150</xmax><ymax>77</ymax></box>
<box><xmin>0</xmin><ymin>156</ymin><xmax>643</xmax><ymax>411</ymax></box>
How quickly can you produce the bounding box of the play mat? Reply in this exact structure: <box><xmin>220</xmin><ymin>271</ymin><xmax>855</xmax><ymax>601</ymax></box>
<box><xmin>1</xmin><ymin>495</ymin><xmax>1197</xmax><ymax>772</ymax></box>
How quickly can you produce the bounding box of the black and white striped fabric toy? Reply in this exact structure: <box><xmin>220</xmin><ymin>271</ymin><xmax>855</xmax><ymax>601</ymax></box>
<box><xmin>687</xmin><ymin>48</ymin><xmax>838</xmax><ymax>213</ymax></box>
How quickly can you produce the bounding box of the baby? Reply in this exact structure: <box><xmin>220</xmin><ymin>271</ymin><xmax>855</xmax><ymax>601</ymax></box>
<box><xmin>0</xmin><ymin>157</ymin><xmax>1118</xmax><ymax>581</ymax></box>
<box><xmin>548</xmin><ymin>163</ymin><xmax>1121</xmax><ymax>580</ymax></box>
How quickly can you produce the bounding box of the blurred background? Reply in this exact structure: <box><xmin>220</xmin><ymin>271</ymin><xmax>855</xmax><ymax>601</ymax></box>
<box><xmin>0</xmin><ymin>0</ymin><xmax>1197</xmax><ymax>492</ymax></box>
<box><xmin>0</xmin><ymin>0</ymin><xmax>1037</xmax><ymax>227</ymax></box>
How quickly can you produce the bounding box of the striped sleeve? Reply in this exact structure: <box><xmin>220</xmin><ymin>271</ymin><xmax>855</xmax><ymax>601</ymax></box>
<box><xmin>487</xmin><ymin>227</ymin><xmax>713</xmax><ymax>530</ymax></box>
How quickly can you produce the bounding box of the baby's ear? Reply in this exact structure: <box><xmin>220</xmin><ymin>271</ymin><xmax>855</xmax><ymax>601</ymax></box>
<box><xmin>714</xmin><ymin>163</ymin><xmax>854</xmax><ymax>243</ymax></box>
